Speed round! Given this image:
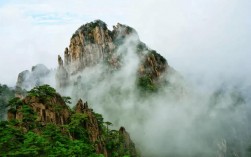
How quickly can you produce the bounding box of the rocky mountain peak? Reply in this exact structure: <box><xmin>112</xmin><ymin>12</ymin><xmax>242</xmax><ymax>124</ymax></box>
<box><xmin>57</xmin><ymin>20</ymin><xmax>168</xmax><ymax>89</ymax></box>
<box><xmin>75</xmin><ymin>99</ymin><xmax>88</xmax><ymax>113</ymax></box>
<box><xmin>60</xmin><ymin>20</ymin><xmax>138</xmax><ymax>73</ymax></box>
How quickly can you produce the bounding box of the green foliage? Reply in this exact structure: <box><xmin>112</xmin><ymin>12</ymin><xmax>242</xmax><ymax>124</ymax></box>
<box><xmin>104</xmin><ymin>121</ymin><xmax>113</xmax><ymax>134</ymax></box>
<box><xmin>105</xmin><ymin>130</ymin><xmax>132</xmax><ymax>157</ymax></box>
<box><xmin>62</xmin><ymin>96</ymin><xmax>71</xmax><ymax>105</ymax></box>
<box><xmin>27</xmin><ymin>84</ymin><xmax>57</xmax><ymax>103</ymax></box>
<box><xmin>73</xmin><ymin>20</ymin><xmax>108</xmax><ymax>44</ymax></box>
<box><xmin>149</xmin><ymin>50</ymin><xmax>166</xmax><ymax>64</ymax></box>
<box><xmin>0</xmin><ymin>85</ymin><xmax>137</xmax><ymax>157</ymax></box>
<box><xmin>8</xmin><ymin>97</ymin><xmax>37</xmax><ymax>129</ymax></box>
<box><xmin>28</xmin><ymin>84</ymin><xmax>56</xmax><ymax>97</ymax></box>
<box><xmin>94</xmin><ymin>112</ymin><xmax>106</xmax><ymax>132</ymax></box>
<box><xmin>68</xmin><ymin>113</ymin><xmax>89</xmax><ymax>140</ymax></box>
<box><xmin>137</xmin><ymin>75</ymin><xmax>157</xmax><ymax>93</ymax></box>
<box><xmin>95</xmin><ymin>113</ymin><xmax>104</xmax><ymax>124</ymax></box>
<box><xmin>0</xmin><ymin>121</ymin><xmax>100</xmax><ymax>156</ymax></box>
<box><xmin>69</xmin><ymin>113</ymin><xmax>87</xmax><ymax>128</ymax></box>
<box><xmin>19</xmin><ymin>131</ymin><xmax>47</xmax><ymax>156</ymax></box>
<box><xmin>8</xmin><ymin>97</ymin><xmax>23</xmax><ymax>108</ymax></box>
<box><xmin>41</xmin><ymin>123</ymin><xmax>99</xmax><ymax>156</ymax></box>
<box><xmin>105</xmin><ymin>130</ymin><xmax>121</xmax><ymax>151</ymax></box>
<box><xmin>137</xmin><ymin>42</ymin><xmax>147</xmax><ymax>52</ymax></box>
<box><xmin>0</xmin><ymin>120</ymin><xmax>24</xmax><ymax>156</ymax></box>
<box><xmin>21</xmin><ymin>105</ymin><xmax>37</xmax><ymax>129</ymax></box>
<box><xmin>0</xmin><ymin>84</ymin><xmax>15</xmax><ymax>120</ymax></box>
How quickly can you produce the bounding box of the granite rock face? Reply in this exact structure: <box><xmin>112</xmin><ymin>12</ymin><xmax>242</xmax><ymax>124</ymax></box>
<box><xmin>57</xmin><ymin>20</ymin><xmax>168</xmax><ymax>88</ymax></box>
<box><xmin>75</xmin><ymin>99</ymin><xmax>108</xmax><ymax>156</ymax></box>
<box><xmin>8</xmin><ymin>93</ymin><xmax>70</xmax><ymax>125</ymax></box>
<box><xmin>63</xmin><ymin>20</ymin><xmax>115</xmax><ymax>74</ymax></box>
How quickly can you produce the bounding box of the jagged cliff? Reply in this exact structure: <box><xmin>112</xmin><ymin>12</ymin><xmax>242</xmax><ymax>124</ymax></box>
<box><xmin>56</xmin><ymin>20</ymin><xmax>168</xmax><ymax>89</ymax></box>
<box><xmin>74</xmin><ymin>99</ymin><xmax>108</xmax><ymax>156</ymax></box>
<box><xmin>8</xmin><ymin>91</ymin><xmax>70</xmax><ymax>126</ymax></box>
<box><xmin>6</xmin><ymin>85</ymin><xmax>138</xmax><ymax>157</ymax></box>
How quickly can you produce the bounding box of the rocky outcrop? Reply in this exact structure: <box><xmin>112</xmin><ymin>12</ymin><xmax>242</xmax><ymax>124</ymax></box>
<box><xmin>62</xmin><ymin>20</ymin><xmax>115</xmax><ymax>74</ymax></box>
<box><xmin>119</xmin><ymin>127</ymin><xmax>138</xmax><ymax>157</ymax></box>
<box><xmin>16</xmin><ymin>70</ymin><xmax>30</xmax><ymax>89</ymax></box>
<box><xmin>56</xmin><ymin>55</ymin><xmax>69</xmax><ymax>88</ymax></box>
<box><xmin>57</xmin><ymin>20</ymin><xmax>168</xmax><ymax>88</ymax></box>
<box><xmin>75</xmin><ymin>99</ymin><xmax>108</xmax><ymax>157</ymax></box>
<box><xmin>74</xmin><ymin>99</ymin><xmax>139</xmax><ymax>157</ymax></box>
<box><xmin>16</xmin><ymin>64</ymin><xmax>50</xmax><ymax>90</ymax></box>
<box><xmin>8</xmin><ymin>93</ymin><xmax>70</xmax><ymax>125</ymax></box>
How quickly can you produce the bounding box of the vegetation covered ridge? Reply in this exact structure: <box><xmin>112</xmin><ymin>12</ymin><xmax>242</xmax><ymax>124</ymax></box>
<box><xmin>0</xmin><ymin>84</ymin><xmax>139</xmax><ymax>157</ymax></box>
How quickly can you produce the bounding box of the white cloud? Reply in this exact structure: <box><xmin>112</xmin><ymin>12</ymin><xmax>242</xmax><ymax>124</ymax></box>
<box><xmin>0</xmin><ymin>0</ymin><xmax>250</xmax><ymax>87</ymax></box>
<box><xmin>126</xmin><ymin>0</ymin><xmax>251</xmax><ymax>87</ymax></box>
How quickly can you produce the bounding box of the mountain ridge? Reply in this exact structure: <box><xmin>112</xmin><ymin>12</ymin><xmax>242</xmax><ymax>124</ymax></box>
<box><xmin>4</xmin><ymin>84</ymin><xmax>139</xmax><ymax>156</ymax></box>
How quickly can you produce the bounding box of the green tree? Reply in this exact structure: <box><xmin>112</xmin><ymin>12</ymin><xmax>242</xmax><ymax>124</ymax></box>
<box><xmin>0</xmin><ymin>84</ymin><xmax>15</xmax><ymax>120</ymax></box>
<box><xmin>0</xmin><ymin>121</ymin><xmax>23</xmax><ymax>156</ymax></box>
<box><xmin>104</xmin><ymin>121</ymin><xmax>112</xmax><ymax>135</ymax></box>
<box><xmin>138</xmin><ymin>76</ymin><xmax>157</xmax><ymax>93</ymax></box>
<box><xmin>27</xmin><ymin>84</ymin><xmax>57</xmax><ymax>103</ymax></box>
<box><xmin>68</xmin><ymin>113</ymin><xmax>88</xmax><ymax>139</ymax></box>
<box><xmin>19</xmin><ymin>131</ymin><xmax>48</xmax><ymax>156</ymax></box>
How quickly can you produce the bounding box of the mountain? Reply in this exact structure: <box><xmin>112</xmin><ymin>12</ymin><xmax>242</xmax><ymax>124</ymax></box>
<box><xmin>15</xmin><ymin>20</ymin><xmax>181</xmax><ymax>102</ymax></box>
<box><xmin>2</xmin><ymin>85</ymin><xmax>138</xmax><ymax>156</ymax></box>
<box><xmin>10</xmin><ymin>20</ymin><xmax>185</xmax><ymax>156</ymax></box>
<box><xmin>56</xmin><ymin>20</ymin><xmax>170</xmax><ymax>91</ymax></box>
<box><xmin>58</xmin><ymin>20</ymin><xmax>167</xmax><ymax>75</ymax></box>
<box><xmin>9</xmin><ymin>20</ymin><xmax>250</xmax><ymax>157</ymax></box>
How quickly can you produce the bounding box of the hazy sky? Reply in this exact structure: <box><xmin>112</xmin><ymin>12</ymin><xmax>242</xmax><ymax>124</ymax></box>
<box><xmin>0</xmin><ymin>0</ymin><xmax>250</xmax><ymax>86</ymax></box>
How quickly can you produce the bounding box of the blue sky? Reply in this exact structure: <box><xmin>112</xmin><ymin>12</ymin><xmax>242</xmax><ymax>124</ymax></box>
<box><xmin>0</xmin><ymin>0</ymin><xmax>251</xmax><ymax>86</ymax></box>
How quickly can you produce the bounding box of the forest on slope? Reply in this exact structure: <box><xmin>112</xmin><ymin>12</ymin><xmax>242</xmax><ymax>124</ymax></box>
<box><xmin>0</xmin><ymin>85</ymin><xmax>139</xmax><ymax>157</ymax></box>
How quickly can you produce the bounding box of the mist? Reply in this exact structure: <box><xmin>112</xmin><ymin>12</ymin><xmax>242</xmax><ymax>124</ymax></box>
<box><xmin>49</xmin><ymin>32</ymin><xmax>251</xmax><ymax>156</ymax></box>
<box><xmin>1</xmin><ymin>0</ymin><xmax>251</xmax><ymax>156</ymax></box>
<box><xmin>127</xmin><ymin>0</ymin><xmax>251</xmax><ymax>88</ymax></box>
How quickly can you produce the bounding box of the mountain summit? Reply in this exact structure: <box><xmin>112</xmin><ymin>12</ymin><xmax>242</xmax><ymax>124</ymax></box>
<box><xmin>56</xmin><ymin>20</ymin><xmax>169</xmax><ymax>90</ymax></box>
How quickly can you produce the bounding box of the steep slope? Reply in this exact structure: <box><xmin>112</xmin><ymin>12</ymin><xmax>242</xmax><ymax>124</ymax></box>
<box><xmin>4</xmin><ymin>85</ymin><xmax>139</xmax><ymax>157</ymax></box>
<box><xmin>56</xmin><ymin>20</ymin><xmax>168</xmax><ymax>90</ymax></box>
